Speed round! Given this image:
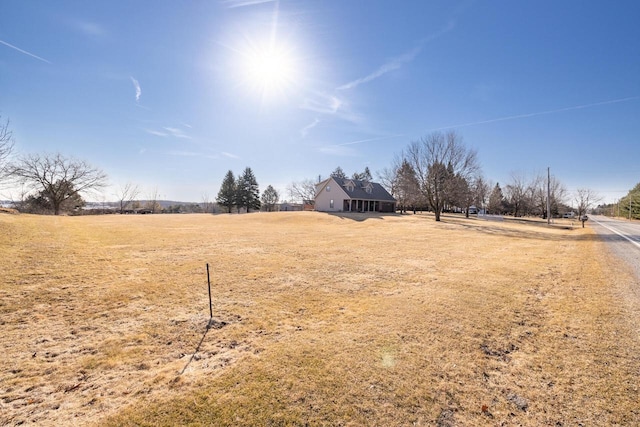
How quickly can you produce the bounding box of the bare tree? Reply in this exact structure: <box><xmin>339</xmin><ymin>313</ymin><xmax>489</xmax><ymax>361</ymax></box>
<box><xmin>575</xmin><ymin>188</ymin><xmax>600</xmax><ymax>227</ymax></box>
<box><xmin>505</xmin><ymin>172</ymin><xmax>529</xmax><ymax>217</ymax></box>
<box><xmin>201</xmin><ymin>192</ymin><xmax>215</xmax><ymax>214</ymax></box>
<box><xmin>377</xmin><ymin>167</ymin><xmax>396</xmax><ymax>196</ymax></box>
<box><xmin>0</xmin><ymin>116</ymin><xmax>15</xmax><ymax>181</ymax></box>
<box><xmin>376</xmin><ymin>153</ymin><xmax>403</xmax><ymax>197</ymax></box>
<box><xmin>287</xmin><ymin>179</ymin><xmax>317</xmax><ymax>204</ymax></box>
<box><xmin>406</xmin><ymin>131</ymin><xmax>479</xmax><ymax>221</ymax></box>
<box><xmin>114</xmin><ymin>182</ymin><xmax>140</xmax><ymax>214</ymax></box>
<box><xmin>530</xmin><ymin>173</ymin><xmax>567</xmax><ymax>218</ymax></box>
<box><xmin>146</xmin><ymin>187</ymin><xmax>161</xmax><ymax>213</ymax></box>
<box><xmin>11</xmin><ymin>153</ymin><xmax>108</xmax><ymax>215</ymax></box>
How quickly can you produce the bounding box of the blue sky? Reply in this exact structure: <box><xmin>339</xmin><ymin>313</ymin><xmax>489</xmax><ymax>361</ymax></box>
<box><xmin>1</xmin><ymin>0</ymin><xmax>638</xmax><ymax>204</ymax></box>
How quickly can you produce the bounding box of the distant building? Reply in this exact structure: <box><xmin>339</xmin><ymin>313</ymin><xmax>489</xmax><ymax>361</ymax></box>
<box><xmin>278</xmin><ymin>202</ymin><xmax>303</xmax><ymax>212</ymax></box>
<box><xmin>314</xmin><ymin>177</ymin><xmax>396</xmax><ymax>213</ymax></box>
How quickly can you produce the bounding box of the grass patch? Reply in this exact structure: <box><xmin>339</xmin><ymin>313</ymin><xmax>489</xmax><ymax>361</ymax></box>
<box><xmin>1</xmin><ymin>212</ymin><xmax>639</xmax><ymax>425</ymax></box>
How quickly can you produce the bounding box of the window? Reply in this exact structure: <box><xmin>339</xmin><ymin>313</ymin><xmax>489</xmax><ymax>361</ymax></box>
<box><xmin>330</xmin><ymin>199</ymin><xmax>334</xmax><ymax>208</ymax></box>
<box><xmin>326</xmin><ymin>185</ymin><xmax>331</xmax><ymax>192</ymax></box>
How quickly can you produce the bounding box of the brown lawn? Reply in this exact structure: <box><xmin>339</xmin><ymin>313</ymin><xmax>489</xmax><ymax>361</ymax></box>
<box><xmin>1</xmin><ymin>212</ymin><xmax>639</xmax><ymax>426</ymax></box>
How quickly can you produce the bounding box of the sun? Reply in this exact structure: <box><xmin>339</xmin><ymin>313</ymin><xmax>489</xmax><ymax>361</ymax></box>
<box><xmin>238</xmin><ymin>42</ymin><xmax>299</xmax><ymax>101</ymax></box>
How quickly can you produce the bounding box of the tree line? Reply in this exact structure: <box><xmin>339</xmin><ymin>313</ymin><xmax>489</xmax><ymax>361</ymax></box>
<box><xmin>599</xmin><ymin>183</ymin><xmax>640</xmax><ymax>220</ymax></box>
<box><xmin>289</xmin><ymin>130</ymin><xmax>604</xmax><ymax>221</ymax></box>
<box><xmin>1</xmin><ymin>114</ymin><xmax>610</xmax><ymax>219</ymax></box>
<box><xmin>0</xmin><ymin>116</ymin><xmax>288</xmax><ymax>215</ymax></box>
<box><xmin>215</xmin><ymin>167</ymin><xmax>280</xmax><ymax>213</ymax></box>
<box><xmin>0</xmin><ymin>116</ymin><xmax>108</xmax><ymax>215</ymax></box>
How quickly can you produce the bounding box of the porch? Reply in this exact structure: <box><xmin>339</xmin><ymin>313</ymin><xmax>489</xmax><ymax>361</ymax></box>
<box><xmin>343</xmin><ymin>199</ymin><xmax>395</xmax><ymax>213</ymax></box>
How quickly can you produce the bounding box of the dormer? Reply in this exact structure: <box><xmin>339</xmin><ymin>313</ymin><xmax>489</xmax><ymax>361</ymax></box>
<box><xmin>343</xmin><ymin>179</ymin><xmax>355</xmax><ymax>192</ymax></box>
<box><xmin>362</xmin><ymin>181</ymin><xmax>373</xmax><ymax>194</ymax></box>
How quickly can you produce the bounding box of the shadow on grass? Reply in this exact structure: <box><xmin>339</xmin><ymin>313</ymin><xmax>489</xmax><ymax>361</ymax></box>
<box><xmin>324</xmin><ymin>212</ymin><xmax>398</xmax><ymax>222</ymax></box>
<box><xmin>402</xmin><ymin>212</ymin><xmax>602</xmax><ymax>242</ymax></box>
<box><xmin>179</xmin><ymin>319</ymin><xmax>227</xmax><ymax>375</ymax></box>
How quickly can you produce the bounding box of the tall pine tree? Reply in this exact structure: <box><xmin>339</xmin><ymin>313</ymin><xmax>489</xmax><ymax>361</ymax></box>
<box><xmin>216</xmin><ymin>170</ymin><xmax>236</xmax><ymax>213</ymax></box>
<box><xmin>236</xmin><ymin>167</ymin><xmax>261</xmax><ymax>213</ymax></box>
<box><xmin>330</xmin><ymin>166</ymin><xmax>347</xmax><ymax>179</ymax></box>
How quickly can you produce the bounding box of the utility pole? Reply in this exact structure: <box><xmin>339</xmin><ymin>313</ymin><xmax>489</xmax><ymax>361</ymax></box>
<box><xmin>547</xmin><ymin>167</ymin><xmax>551</xmax><ymax>225</ymax></box>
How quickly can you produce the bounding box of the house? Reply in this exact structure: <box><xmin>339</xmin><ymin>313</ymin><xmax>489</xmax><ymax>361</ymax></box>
<box><xmin>314</xmin><ymin>177</ymin><xmax>396</xmax><ymax>213</ymax></box>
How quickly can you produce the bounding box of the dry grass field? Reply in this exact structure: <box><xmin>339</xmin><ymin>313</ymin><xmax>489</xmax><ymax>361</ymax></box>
<box><xmin>1</xmin><ymin>211</ymin><xmax>639</xmax><ymax>426</ymax></box>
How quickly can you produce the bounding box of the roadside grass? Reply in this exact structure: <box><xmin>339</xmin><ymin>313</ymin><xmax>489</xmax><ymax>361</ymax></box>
<box><xmin>1</xmin><ymin>212</ymin><xmax>639</xmax><ymax>426</ymax></box>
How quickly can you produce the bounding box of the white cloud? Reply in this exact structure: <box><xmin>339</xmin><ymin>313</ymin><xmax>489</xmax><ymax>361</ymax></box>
<box><xmin>145</xmin><ymin>125</ymin><xmax>193</xmax><ymax>139</ymax></box>
<box><xmin>75</xmin><ymin>21</ymin><xmax>107</xmax><ymax>37</ymax></box>
<box><xmin>300</xmin><ymin>118</ymin><xmax>320</xmax><ymax>137</ymax></box>
<box><xmin>163</xmin><ymin>127</ymin><xmax>192</xmax><ymax>139</ymax></box>
<box><xmin>300</xmin><ymin>93</ymin><xmax>343</xmax><ymax>115</ymax></box>
<box><xmin>317</xmin><ymin>144</ymin><xmax>357</xmax><ymax>157</ymax></box>
<box><xmin>145</xmin><ymin>129</ymin><xmax>168</xmax><ymax>137</ymax></box>
<box><xmin>130</xmin><ymin>76</ymin><xmax>141</xmax><ymax>102</ymax></box>
<box><xmin>222</xmin><ymin>151</ymin><xmax>240</xmax><ymax>159</ymax></box>
<box><xmin>168</xmin><ymin>150</ymin><xmax>200</xmax><ymax>157</ymax></box>
<box><xmin>299</xmin><ymin>92</ymin><xmax>363</xmax><ymax>124</ymax></box>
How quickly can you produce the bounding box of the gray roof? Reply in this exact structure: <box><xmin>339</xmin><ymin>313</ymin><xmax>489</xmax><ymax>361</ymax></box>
<box><xmin>337</xmin><ymin>178</ymin><xmax>396</xmax><ymax>202</ymax></box>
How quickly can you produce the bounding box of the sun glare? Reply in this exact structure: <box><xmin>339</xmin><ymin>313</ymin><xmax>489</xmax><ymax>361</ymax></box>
<box><xmin>239</xmin><ymin>42</ymin><xmax>299</xmax><ymax>101</ymax></box>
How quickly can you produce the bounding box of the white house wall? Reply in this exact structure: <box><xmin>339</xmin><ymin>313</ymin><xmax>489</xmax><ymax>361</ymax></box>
<box><xmin>315</xmin><ymin>178</ymin><xmax>349</xmax><ymax>212</ymax></box>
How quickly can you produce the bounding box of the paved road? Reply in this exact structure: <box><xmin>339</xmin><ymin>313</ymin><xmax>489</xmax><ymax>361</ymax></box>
<box><xmin>590</xmin><ymin>215</ymin><xmax>640</xmax><ymax>281</ymax></box>
<box><xmin>590</xmin><ymin>215</ymin><xmax>640</xmax><ymax>249</ymax></box>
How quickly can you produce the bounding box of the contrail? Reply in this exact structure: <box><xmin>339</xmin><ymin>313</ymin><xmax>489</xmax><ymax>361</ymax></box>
<box><xmin>334</xmin><ymin>134</ymin><xmax>405</xmax><ymax>147</ymax></box>
<box><xmin>429</xmin><ymin>96</ymin><xmax>639</xmax><ymax>132</ymax></box>
<box><xmin>0</xmin><ymin>39</ymin><xmax>51</xmax><ymax>64</ymax></box>
<box><xmin>337</xmin><ymin>21</ymin><xmax>455</xmax><ymax>91</ymax></box>
<box><xmin>222</xmin><ymin>0</ymin><xmax>276</xmax><ymax>8</ymax></box>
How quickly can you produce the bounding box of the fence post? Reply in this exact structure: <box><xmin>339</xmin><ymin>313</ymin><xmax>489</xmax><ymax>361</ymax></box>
<box><xmin>206</xmin><ymin>263</ymin><xmax>212</xmax><ymax>319</ymax></box>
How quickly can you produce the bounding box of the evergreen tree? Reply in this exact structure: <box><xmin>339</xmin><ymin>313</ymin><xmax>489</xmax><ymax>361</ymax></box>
<box><xmin>330</xmin><ymin>166</ymin><xmax>347</xmax><ymax>179</ymax></box>
<box><xmin>394</xmin><ymin>159</ymin><xmax>420</xmax><ymax>213</ymax></box>
<box><xmin>352</xmin><ymin>166</ymin><xmax>373</xmax><ymax>181</ymax></box>
<box><xmin>488</xmin><ymin>183</ymin><xmax>505</xmax><ymax>215</ymax></box>
<box><xmin>236</xmin><ymin>167</ymin><xmax>261</xmax><ymax>212</ymax></box>
<box><xmin>19</xmin><ymin>183</ymin><xmax>85</xmax><ymax>214</ymax></box>
<box><xmin>620</xmin><ymin>182</ymin><xmax>640</xmax><ymax>220</ymax></box>
<box><xmin>216</xmin><ymin>170</ymin><xmax>236</xmax><ymax>213</ymax></box>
